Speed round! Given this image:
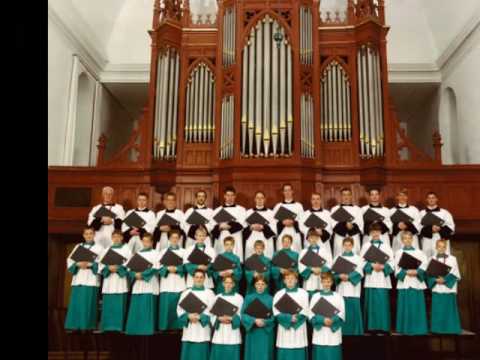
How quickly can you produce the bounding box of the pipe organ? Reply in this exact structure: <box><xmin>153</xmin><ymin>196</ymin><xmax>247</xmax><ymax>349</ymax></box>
<box><xmin>184</xmin><ymin>62</ymin><xmax>215</xmax><ymax>143</ymax></box>
<box><xmin>153</xmin><ymin>46</ymin><xmax>179</xmax><ymax>160</ymax></box>
<box><xmin>116</xmin><ymin>0</ymin><xmax>414</xmax><ymax>181</ymax></box>
<box><xmin>320</xmin><ymin>61</ymin><xmax>352</xmax><ymax>142</ymax></box>
<box><xmin>357</xmin><ymin>44</ymin><xmax>384</xmax><ymax>158</ymax></box>
<box><xmin>240</xmin><ymin>15</ymin><xmax>293</xmax><ymax>157</ymax></box>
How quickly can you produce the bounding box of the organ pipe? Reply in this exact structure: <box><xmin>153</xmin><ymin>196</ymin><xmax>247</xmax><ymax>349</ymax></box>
<box><xmin>357</xmin><ymin>45</ymin><xmax>384</xmax><ymax>158</ymax></box>
<box><xmin>184</xmin><ymin>62</ymin><xmax>216</xmax><ymax>144</ymax></box>
<box><xmin>320</xmin><ymin>61</ymin><xmax>352</xmax><ymax>143</ymax></box>
<box><xmin>154</xmin><ymin>47</ymin><xmax>180</xmax><ymax>160</ymax></box>
<box><xmin>241</xmin><ymin>15</ymin><xmax>293</xmax><ymax>158</ymax></box>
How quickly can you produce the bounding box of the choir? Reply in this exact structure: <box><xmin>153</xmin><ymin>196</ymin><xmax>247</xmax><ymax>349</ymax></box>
<box><xmin>66</xmin><ymin>185</ymin><xmax>462</xmax><ymax>360</ymax></box>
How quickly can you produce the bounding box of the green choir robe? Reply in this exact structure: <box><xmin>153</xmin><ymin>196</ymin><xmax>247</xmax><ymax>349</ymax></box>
<box><xmin>395</xmin><ymin>267</ymin><xmax>428</xmax><ymax>335</ymax></box>
<box><xmin>158</xmin><ymin>261</ymin><xmax>186</xmax><ymax>330</ymax></box>
<box><xmin>125</xmin><ymin>267</ymin><xmax>159</xmax><ymax>335</ymax></box>
<box><xmin>241</xmin><ymin>291</ymin><xmax>275</xmax><ymax>360</ymax></box>
<box><xmin>426</xmin><ymin>273</ymin><xmax>462</xmax><ymax>334</ymax></box>
<box><xmin>64</xmin><ymin>262</ymin><xmax>99</xmax><ymax>331</ymax></box>
<box><xmin>363</xmin><ymin>262</ymin><xmax>393</xmax><ymax>332</ymax></box>
<box><xmin>100</xmin><ymin>263</ymin><xmax>129</xmax><ymax>332</ymax></box>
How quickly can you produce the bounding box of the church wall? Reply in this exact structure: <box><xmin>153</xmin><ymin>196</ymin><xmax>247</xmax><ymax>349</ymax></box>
<box><xmin>48</xmin><ymin>17</ymin><xmax>75</xmax><ymax>166</ymax></box>
<box><xmin>439</xmin><ymin>32</ymin><xmax>480</xmax><ymax>164</ymax></box>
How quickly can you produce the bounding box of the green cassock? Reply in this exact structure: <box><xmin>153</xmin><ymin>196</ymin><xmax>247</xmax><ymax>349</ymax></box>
<box><xmin>158</xmin><ymin>256</ymin><xmax>185</xmax><ymax>330</ymax></box>
<box><xmin>64</xmin><ymin>262</ymin><xmax>99</xmax><ymax>331</ymax></box>
<box><xmin>426</xmin><ymin>273</ymin><xmax>462</xmax><ymax>334</ymax></box>
<box><xmin>181</xmin><ymin>342</ymin><xmax>210</xmax><ymax>360</ymax></box>
<box><xmin>363</xmin><ymin>262</ymin><xmax>393</xmax><ymax>332</ymax></box>
<box><xmin>241</xmin><ymin>291</ymin><xmax>275</xmax><ymax>360</ymax></box>
<box><xmin>333</xmin><ymin>265</ymin><xmax>364</xmax><ymax>335</ymax></box>
<box><xmin>271</xmin><ymin>249</ymin><xmax>299</xmax><ymax>291</ymax></box>
<box><xmin>124</xmin><ymin>267</ymin><xmax>158</xmax><ymax>335</ymax></box>
<box><xmin>395</xmin><ymin>268</ymin><xmax>428</xmax><ymax>335</ymax></box>
<box><xmin>244</xmin><ymin>255</ymin><xmax>272</xmax><ymax>295</ymax></box>
<box><xmin>213</xmin><ymin>251</ymin><xmax>243</xmax><ymax>294</ymax></box>
<box><xmin>312</xmin><ymin>345</ymin><xmax>342</xmax><ymax>360</ymax></box>
<box><xmin>100</xmin><ymin>261</ymin><xmax>129</xmax><ymax>332</ymax></box>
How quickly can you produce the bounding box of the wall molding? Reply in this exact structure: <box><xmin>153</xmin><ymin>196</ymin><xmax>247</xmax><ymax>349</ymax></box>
<box><xmin>387</xmin><ymin>63</ymin><xmax>441</xmax><ymax>83</ymax></box>
<box><xmin>436</xmin><ymin>8</ymin><xmax>480</xmax><ymax>71</ymax></box>
<box><xmin>101</xmin><ymin>63</ymin><xmax>151</xmax><ymax>83</ymax></box>
<box><xmin>48</xmin><ymin>3</ymin><xmax>106</xmax><ymax>78</ymax></box>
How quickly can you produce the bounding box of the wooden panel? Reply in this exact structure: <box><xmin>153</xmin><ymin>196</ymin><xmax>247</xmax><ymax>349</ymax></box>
<box><xmin>54</xmin><ymin>187</ymin><xmax>92</xmax><ymax>207</ymax></box>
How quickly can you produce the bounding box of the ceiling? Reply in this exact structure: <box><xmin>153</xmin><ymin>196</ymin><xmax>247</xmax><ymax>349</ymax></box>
<box><xmin>104</xmin><ymin>82</ymin><xmax>149</xmax><ymax>120</ymax></box>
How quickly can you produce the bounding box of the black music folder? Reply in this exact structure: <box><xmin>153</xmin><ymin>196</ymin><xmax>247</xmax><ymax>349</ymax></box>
<box><xmin>213</xmin><ymin>208</ymin><xmax>237</xmax><ymax>223</ymax></box>
<box><xmin>160</xmin><ymin>249</ymin><xmax>183</xmax><ymax>267</ymax></box>
<box><xmin>398</xmin><ymin>251</ymin><xmax>422</xmax><ymax>270</ymax></box>
<box><xmin>331</xmin><ymin>256</ymin><xmax>357</xmax><ymax>274</ymax></box>
<box><xmin>245</xmin><ymin>211</ymin><xmax>269</xmax><ymax>226</ymax></box>
<box><xmin>123</xmin><ymin>211</ymin><xmax>146</xmax><ymax>229</ymax></box>
<box><xmin>363</xmin><ymin>244</ymin><xmax>389</xmax><ymax>264</ymax></box>
<box><xmin>271</xmin><ymin>251</ymin><xmax>297</xmax><ymax>269</ymax></box>
<box><xmin>274</xmin><ymin>206</ymin><xmax>297</xmax><ymax>221</ymax></box>
<box><xmin>363</xmin><ymin>208</ymin><xmax>385</xmax><ymax>223</ymax></box>
<box><xmin>157</xmin><ymin>213</ymin><xmax>180</xmax><ymax>227</ymax></box>
<box><xmin>274</xmin><ymin>293</ymin><xmax>302</xmax><ymax>315</ymax></box>
<box><xmin>300</xmin><ymin>250</ymin><xmax>326</xmax><ymax>268</ymax></box>
<box><xmin>101</xmin><ymin>248</ymin><xmax>126</xmax><ymax>266</ymax></box>
<box><xmin>94</xmin><ymin>206</ymin><xmax>117</xmax><ymax>219</ymax></box>
<box><xmin>179</xmin><ymin>292</ymin><xmax>208</xmax><ymax>314</ymax></box>
<box><xmin>244</xmin><ymin>254</ymin><xmax>268</xmax><ymax>273</ymax></box>
<box><xmin>71</xmin><ymin>245</ymin><xmax>98</xmax><ymax>263</ymax></box>
<box><xmin>331</xmin><ymin>207</ymin><xmax>354</xmax><ymax>223</ymax></box>
<box><xmin>421</xmin><ymin>212</ymin><xmax>445</xmax><ymax>227</ymax></box>
<box><xmin>187</xmin><ymin>247</ymin><xmax>212</xmax><ymax>265</ymax></box>
<box><xmin>212</xmin><ymin>254</ymin><xmax>237</xmax><ymax>272</ymax></box>
<box><xmin>210</xmin><ymin>297</ymin><xmax>239</xmax><ymax>317</ymax></box>
<box><xmin>244</xmin><ymin>298</ymin><xmax>272</xmax><ymax>319</ymax></box>
<box><xmin>186</xmin><ymin>211</ymin><xmax>209</xmax><ymax>225</ymax></box>
<box><xmin>311</xmin><ymin>297</ymin><xmax>340</xmax><ymax>318</ymax></box>
<box><xmin>426</xmin><ymin>258</ymin><xmax>452</xmax><ymax>277</ymax></box>
<box><xmin>391</xmin><ymin>209</ymin><xmax>414</xmax><ymax>224</ymax></box>
<box><xmin>304</xmin><ymin>213</ymin><xmax>328</xmax><ymax>229</ymax></box>
<box><xmin>126</xmin><ymin>253</ymin><xmax>153</xmax><ymax>273</ymax></box>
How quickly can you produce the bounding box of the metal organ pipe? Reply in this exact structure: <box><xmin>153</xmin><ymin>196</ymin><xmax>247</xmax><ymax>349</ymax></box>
<box><xmin>184</xmin><ymin>62</ymin><xmax>215</xmax><ymax>144</ymax></box>
<box><xmin>153</xmin><ymin>47</ymin><xmax>180</xmax><ymax>160</ymax></box>
<box><xmin>241</xmin><ymin>47</ymin><xmax>248</xmax><ymax>155</ymax></box>
<box><xmin>356</xmin><ymin>45</ymin><xmax>384</xmax><ymax>158</ymax></box>
<box><xmin>286</xmin><ymin>41</ymin><xmax>293</xmax><ymax>156</ymax></box>
<box><xmin>255</xmin><ymin>21</ymin><xmax>263</xmax><ymax>156</ymax></box>
<box><xmin>320</xmin><ymin>61</ymin><xmax>352</xmax><ymax>144</ymax></box>
<box><xmin>357</xmin><ymin>47</ymin><xmax>365</xmax><ymax>156</ymax></box>
<box><xmin>159</xmin><ymin>48</ymin><xmax>170</xmax><ymax>159</ymax></box>
<box><xmin>248</xmin><ymin>32</ymin><xmax>255</xmax><ymax>157</ymax></box>
<box><xmin>240</xmin><ymin>17</ymin><xmax>293</xmax><ymax>158</ymax></box>
<box><xmin>271</xmin><ymin>27</ymin><xmax>279</xmax><ymax>156</ymax></box>
<box><xmin>153</xmin><ymin>51</ymin><xmax>164</xmax><ymax>159</ymax></box>
<box><xmin>279</xmin><ymin>27</ymin><xmax>286</xmax><ymax>156</ymax></box>
<box><xmin>374</xmin><ymin>49</ymin><xmax>384</xmax><ymax>156</ymax></box>
<box><xmin>223</xmin><ymin>8</ymin><xmax>235</xmax><ymax>67</ymax></box>
<box><xmin>171</xmin><ymin>52</ymin><xmax>179</xmax><ymax>156</ymax></box>
<box><xmin>263</xmin><ymin>17</ymin><xmax>271</xmax><ymax>156</ymax></box>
